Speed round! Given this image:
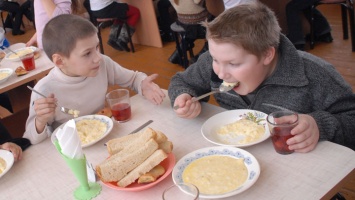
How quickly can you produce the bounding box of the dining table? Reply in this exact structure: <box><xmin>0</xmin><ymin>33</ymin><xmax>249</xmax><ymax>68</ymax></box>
<box><xmin>0</xmin><ymin>90</ymin><xmax>354</xmax><ymax>200</ymax></box>
<box><xmin>0</xmin><ymin>43</ymin><xmax>54</xmax><ymax>94</ymax></box>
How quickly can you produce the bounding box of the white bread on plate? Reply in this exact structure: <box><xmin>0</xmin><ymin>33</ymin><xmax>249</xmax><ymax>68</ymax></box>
<box><xmin>105</xmin><ymin>131</ymin><xmax>153</xmax><ymax>155</ymax></box>
<box><xmin>138</xmin><ymin>165</ymin><xmax>166</xmax><ymax>184</ymax></box>
<box><xmin>106</xmin><ymin>127</ymin><xmax>168</xmax><ymax>155</ymax></box>
<box><xmin>96</xmin><ymin>138</ymin><xmax>158</xmax><ymax>182</ymax></box>
<box><xmin>118</xmin><ymin>149</ymin><xmax>167</xmax><ymax>187</ymax></box>
<box><xmin>158</xmin><ymin>141</ymin><xmax>173</xmax><ymax>154</ymax></box>
<box><xmin>154</xmin><ymin>129</ymin><xmax>168</xmax><ymax>143</ymax></box>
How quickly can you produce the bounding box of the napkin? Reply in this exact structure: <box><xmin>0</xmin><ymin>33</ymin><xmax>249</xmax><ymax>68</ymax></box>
<box><xmin>54</xmin><ymin>120</ymin><xmax>102</xmax><ymax>200</ymax></box>
<box><xmin>57</xmin><ymin>119</ymin><xmax>83</xmax><ymax>159</ymax></box>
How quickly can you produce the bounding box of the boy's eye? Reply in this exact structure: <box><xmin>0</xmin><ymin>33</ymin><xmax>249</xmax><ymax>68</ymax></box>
<box><xmin>230</xmin><ymin>63</ymin><xmax>240</xmax><ymax>67</ymax></box>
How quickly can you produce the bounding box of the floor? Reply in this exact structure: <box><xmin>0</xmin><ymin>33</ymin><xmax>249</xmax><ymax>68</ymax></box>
<box><xmin>1</xmin><ymin>4</ymin><xmax>355</xmax><ymax>199</ymax></box>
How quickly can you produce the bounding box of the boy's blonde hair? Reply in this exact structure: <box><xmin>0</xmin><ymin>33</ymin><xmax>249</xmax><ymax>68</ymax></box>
<box><xmin>42</xmin><ymin>14</ymin><xmax>97</xmax><ymax>59</ymax></box>
<box><xmin>203</xmin><ymin>2</ymin><xmax>281</xmax><ymax>58</ymax></box>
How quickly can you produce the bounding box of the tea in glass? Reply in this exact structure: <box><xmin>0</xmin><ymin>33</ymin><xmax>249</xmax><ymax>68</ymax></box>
<box><xmin>110</xmin><ymin>103</ymin><xmax>131</xmax><ymax>122</ymax></box>
<box><xmin>106</xmin><ymin>89</ymin><xmax>131</xmax><ymax>122</ymax></box>
<box><xmin>267</xmin><ymin>111</ymin><xmax>298</xmax><ymax>154</ymax></box>
<box><xmin>21</xmin><ymin>53</ymin><xmax>36</xmax><ymax>71</ymax></box>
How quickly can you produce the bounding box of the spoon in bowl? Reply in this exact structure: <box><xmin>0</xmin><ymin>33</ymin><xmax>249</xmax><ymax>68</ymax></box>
<box><xmin>27</xmin><ymin>86</ymin><xmax>79</xmax><ymax>116</ymax></box>
<box><xmin>173</xmin><ymin>82</ymin><xmax>237</xmax><ymax>110</ymax></box>
<box><xmin>4</xmin><ymin>47</ymin><xmax>19</xmax><ymax>56</ymax></box>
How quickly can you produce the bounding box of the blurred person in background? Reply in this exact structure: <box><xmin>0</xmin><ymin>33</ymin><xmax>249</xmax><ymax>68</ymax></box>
<box><xmin>26</xmin><ymin>0</ymin><xmax>79</xmax><ymax>49</ymax></box>
<box><xmin>223</xmin><ymin>0</ymin><xmax>256</xmax><ymax>10</ymax></box>
<box><xmin>0</xmin><ymin>0</ymin><xmax>33</xmax><ymax>35</ymax></box>
<box><xmin>88</xmin><ymin>0</ymin><xmax>140</xmax><ymax>52</ymax></box>
<box><xmin>155</xmin><ymin>0</ymin><xmax>175</xmax><ymax>43</ymax></box>
<box><xmin>168</xmin><ymin>0</ymin><xmax>211</xmax><ymax>65</ymax></box>
<box><xmin>286</xmin><ymin>0</ymin><xmax>333</xmax><ymax>50</ymax></box>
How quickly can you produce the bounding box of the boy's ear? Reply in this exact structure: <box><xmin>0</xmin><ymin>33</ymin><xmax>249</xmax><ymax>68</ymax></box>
<box><xmin>263</xmin><ymin>47</ymin><xmax>276</xmax><ymax>65</ymax></box>
<box><xmin>52</xmin><ymin>53</ymin><xmax>65</xmax><ymax>68</ymax></box>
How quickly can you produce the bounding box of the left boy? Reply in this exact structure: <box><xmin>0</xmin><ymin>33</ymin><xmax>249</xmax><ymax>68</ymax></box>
<box><xmin>24</xmin><ymin>14</ymin><xmax>165</xmax><ymax>144</ymax></box>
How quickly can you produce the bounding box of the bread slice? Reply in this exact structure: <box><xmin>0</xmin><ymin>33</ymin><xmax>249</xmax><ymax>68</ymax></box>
<box><xmin>154</xmin><ymin>129</ymin><xmax>168</xmax><ymax>143</ymax></box>
<box><xmin>106</xmin><ymin>129</ymin><xmax>155</xmax><ymax>155</ymax></box>
<box><xmin>138</xmin><ymin>165</ymin><xmax>166</xmax><ymax>184</ymax></box>
<box><xmin>117</xmin><ymin>149</ymin><xmax>168</xmax><ymax>187</ymax></box>
<box><xmin>96</xmin><ymin>107</ymin><xmax>112</xmax><ymax>118</ymax></box>
<box><xmin>158</xmin><ymin>141</ymin><xmax>173</xmax><ymax>154</ymax></box>
<box><xmin>106</xmin><ymin>127</ymin><xmax>168</xmax><ymax>155</ymax></box>
<box><xmin>143</xmin><ymin>128</ymin><xmax>167</xmax><ymax>143</ymax></box>
<box><xmin>96</xmin><ymin>138</ymin><xmax>158</xmax><ymax>182</ymax></box>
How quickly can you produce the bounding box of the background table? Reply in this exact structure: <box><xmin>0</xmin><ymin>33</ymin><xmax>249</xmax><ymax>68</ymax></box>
<box><xmin>0</xmin><ymin>43</ymin><xmax>54</xmax><ymax>137</ymax></box>
<box><xmin>0</xmin><ymin>43</ymin><xmax>54</xmax><ymax>94</ymax></box>
<box><xmin>0</xmin><ymin>90</ymin><xmax>354</xmax><ymax>199</ymax></box>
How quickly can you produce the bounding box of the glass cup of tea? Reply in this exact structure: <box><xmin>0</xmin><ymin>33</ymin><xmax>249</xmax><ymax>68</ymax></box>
<box><xmin>162</xmin><ymin>183</ymin><xmax>199</xmax><ymax>200</ymax></box>
<box><xmin>105</xmin><ymin>89</ymin><xmax>131</xmax><ymax>122</ymax></box>
<box><xmin>267</xmin><ymin>110</ymin><xmax>299</xmax><ymax>155</ymax></box>
<box><xmin>20</xmin><ymin>52</ymin><xmax>36</xmax><ymax>71</ymax></box>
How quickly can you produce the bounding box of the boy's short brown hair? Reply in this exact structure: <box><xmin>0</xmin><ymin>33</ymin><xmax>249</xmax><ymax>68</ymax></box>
<box><xmin>203</xmin><ymin>2</ymin><xmax>281</xmax><ymax>58</ymax></box>
<box><xmin>42</xmin><ymin>14</ymin><xmax>97</xmax><ymax>59</ymax></box>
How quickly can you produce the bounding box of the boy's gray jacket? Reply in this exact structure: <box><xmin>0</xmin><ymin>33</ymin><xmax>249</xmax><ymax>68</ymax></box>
<box><xmin>168</xmin><ymin>34</ymin><xmax>355</xmax><ymax>150</ymax></box>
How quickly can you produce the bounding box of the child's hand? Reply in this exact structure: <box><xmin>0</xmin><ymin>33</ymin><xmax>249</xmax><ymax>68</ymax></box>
<box><xmin>173</xmin><ymin>93</ymin><xmax>201</xmax><ymax>118</ymax></box>
<box><xmin>141</xmin><ymin>74</ymin><xmax>166</xmax><ymax>105</ymax></box>
<box><xmin>26</xmin><ymin>33</ymin><xmax>37</xmax><ymax>47</ymax></box>
<box><xmin>33</xmin><ymin>93</ymin><xmax>57</xmax><ymax>132</ymax></box>
<box><xmin>287</xmin><ymin>114</ymin><xmax>320</xmax><ymax>153</ymax></box>
<box><xmin>0</xmin><ymin>142</ymin><xmax>23</xmax><ymax>161</ymax></box>
<box><xmin>26</xmin><ymin>38</ymin><xmax>36</xmax><ymax>47</ymax></box>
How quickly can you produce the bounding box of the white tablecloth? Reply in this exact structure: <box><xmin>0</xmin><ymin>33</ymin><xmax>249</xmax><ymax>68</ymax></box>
<box><xmin>1</xmin><ymin>90</ymin><xmax>354</xmax><ymax>200</ymax></box>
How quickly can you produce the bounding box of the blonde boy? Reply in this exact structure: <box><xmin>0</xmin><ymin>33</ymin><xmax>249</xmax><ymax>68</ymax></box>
<box><xmin>24</xmin><ymin>14</ymin><xmax>165</xmax><ymax>144</ymax></box>
<box><xmin>168</xmin><ymin>2</ymin><xmax>355</xmax><ymax>152</ymax></box>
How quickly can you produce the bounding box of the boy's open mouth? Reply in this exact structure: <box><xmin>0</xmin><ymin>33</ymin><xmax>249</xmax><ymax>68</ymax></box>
<box><xmin>222</xmin><ymin>81</ymin><xmax>240</xmax><ymax>89</ymax></box>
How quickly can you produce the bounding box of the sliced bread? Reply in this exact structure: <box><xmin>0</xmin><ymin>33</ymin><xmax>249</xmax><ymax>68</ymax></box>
<box><xmin>106</xmin><ymin>127</ymin><xmax>169</xmax><ymax>155</ymax></box>
<box><xmin>96</xmin><ymin>138</ymin><xmax>158</xmax><ymax>182</ymax></box>
<box><xmin>106</xmin><ymin>129</ymin><xmax>156</xmax><ymax>155</ymax></box>
<box><xmin>138</xmin><ymin>165</ymin><xmax>166</xmax><ymax>184</ymax></box>
<box><xmin>117</xmin><ymin>149</ymin><xmax>168</xmax><ymax>187</ymax></box>
<box><xmin>158</xmin><ymin>141</ymin><xmax>173</xmax><ymax>154</ymax></box>
<box><xmin>154</xmin><ymin>129</ymin><xmax>168</xmax><ymax>143</ymax></box>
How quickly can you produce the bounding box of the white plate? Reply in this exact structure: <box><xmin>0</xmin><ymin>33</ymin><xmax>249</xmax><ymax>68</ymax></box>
<box><xmin>51</xmin><ymin>115</ymin><xmax>113</xmax><ymax>148</ymax></box>
<box><xmin>0</xmin><ymin>68</ymin><xmax>14</xmax><ymax>84</ymax></box>
<box><xmin>0</xmin><ymin>149</ymin><xmax>15</xmax><ymax>179</ymax></box>
<box><xmin>172</xmin><ymin>146</ymin><xmax>260</xmax><ymax>199</ymax></box>
<box><xmin>4</xmin><ymin>46</ymin><xmax>37</xmax><ymax>61</ymax></box>
<box><xmin>201</xmin><ymin>109</ymin><xmax>270</xmax><ymax>147</ymax></box>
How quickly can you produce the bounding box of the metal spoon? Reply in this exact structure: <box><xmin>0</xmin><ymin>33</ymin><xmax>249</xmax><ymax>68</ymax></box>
<box><xmin>4</xmin><ymin>47</ymin><xmax>19</xmax><ymax>56</ymax></box>
<box><xmin>27</xmin><ymin>86</ymin><xmax>77</xmax><ymax>116</ymax></box>
<box><xmin>173</xmin><ymin>83</ymin><xmax>236</xmax><ymax>110</ymax></box>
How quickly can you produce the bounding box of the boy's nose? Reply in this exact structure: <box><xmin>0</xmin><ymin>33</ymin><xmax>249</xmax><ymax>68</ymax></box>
<box><xmin>95</xmin><ymin>51</ymin><xmax>103</xmax><ymax>63</ymax></box>
<box><xmin>217</xmin><ymin>66</ymin><xmax>228</xmax><ymax>80</ymax></box>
